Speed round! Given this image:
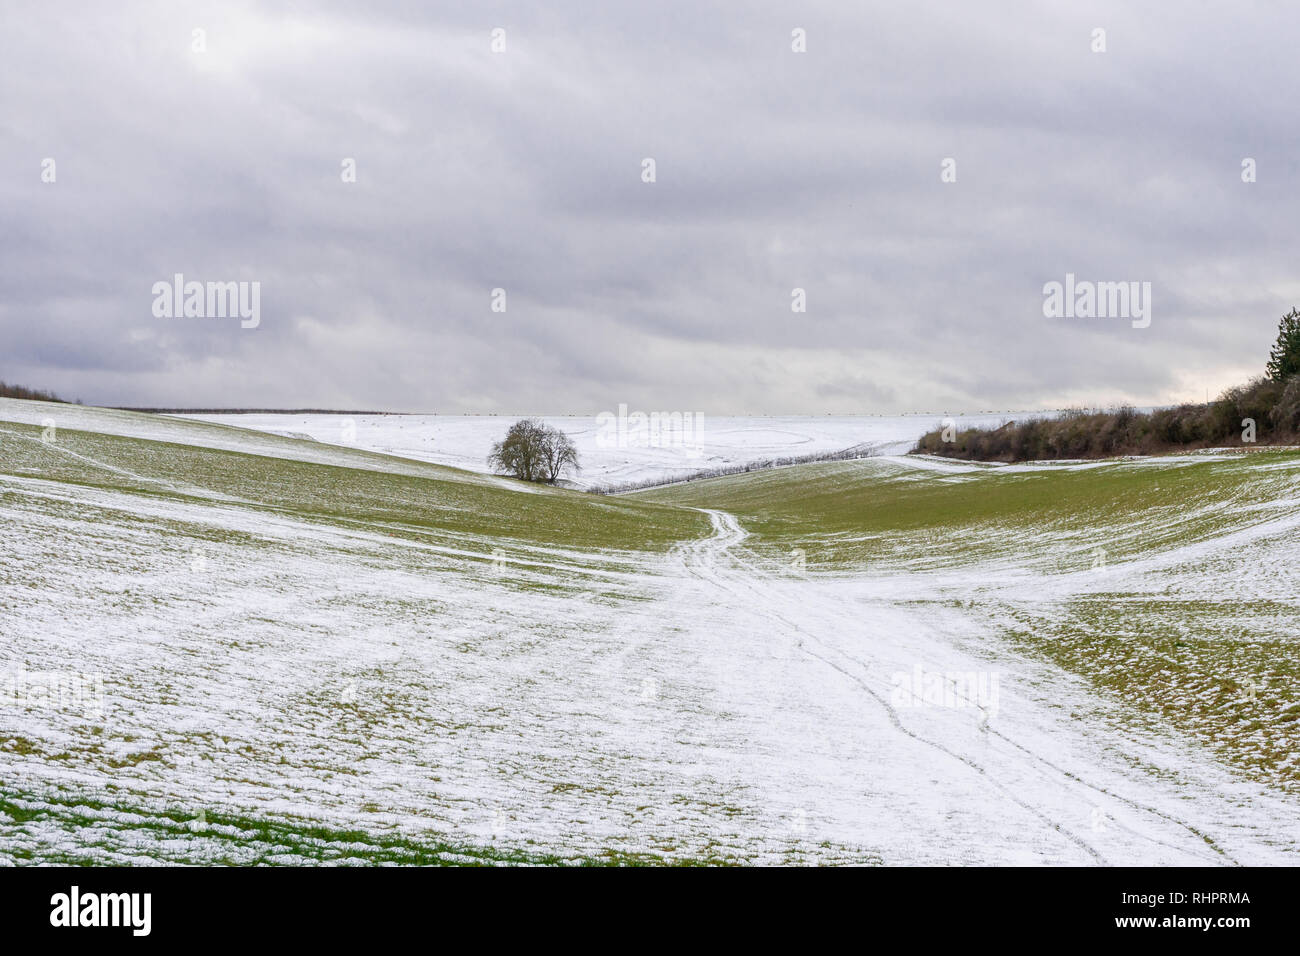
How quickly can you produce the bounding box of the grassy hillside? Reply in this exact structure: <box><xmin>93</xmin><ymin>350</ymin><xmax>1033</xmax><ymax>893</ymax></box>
<box><xmin>0</xmin><ymin>400</ymin><xmax>708</xmax><ymax>553</ymax></box>
<box><xmin>5</xmin><ymin>399</ymin><xmax>1299</xmax><ymax>863</ymax></box>
<box><xmin>634</xmin><ymin>451</ymin><xmax>1299</xmax><ymax>568</ymax></box>
<box><xmin>0</xmin><ymin>402</ymin><xmax>736</xmax><ymax>865</ymax></box>
<box><xmin>636</xmin><ymin>451</ymin><xmax>1300</xmax><ymax>789</ymax></box>
<box><xmin>0</xmin><ymin>786</ymin><xmax>728</xmax><ymax>865</ymax></box>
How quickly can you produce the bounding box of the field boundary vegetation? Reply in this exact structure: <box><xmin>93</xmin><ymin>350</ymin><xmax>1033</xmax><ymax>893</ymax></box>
<box><xmin>0</xmin><ymin>381</ymin><xmax>73</xmax><ymax>403</ymax></box>
<box><xmin>914</xmin><ymin>309</ymin><xmax>1300</xmax><ymax>462</ymax></box>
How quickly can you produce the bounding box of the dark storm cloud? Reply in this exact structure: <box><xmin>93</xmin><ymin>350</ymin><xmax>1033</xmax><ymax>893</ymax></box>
<box><xmin>2</xmin><ymin>0</ymin><xmax>1297</xmax><ymax>412</ymax></box>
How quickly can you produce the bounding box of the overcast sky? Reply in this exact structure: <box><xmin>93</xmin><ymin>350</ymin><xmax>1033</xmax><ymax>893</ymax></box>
<box><xmin>3</xmin><ymin>1</ymin><xmax>1298</xmax><ymax>414</ymax></box>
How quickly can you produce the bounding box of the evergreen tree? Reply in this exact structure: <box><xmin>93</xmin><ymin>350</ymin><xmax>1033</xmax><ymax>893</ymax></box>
<box><xmin>1266</xmin><ymin>307</ymin><xmax>1300</xmax><ymax>381</ymax></box>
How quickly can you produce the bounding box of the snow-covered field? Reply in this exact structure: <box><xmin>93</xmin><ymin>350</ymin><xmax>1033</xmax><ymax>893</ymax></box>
<box><xmin>3</xmin><ymin>399</ymin><xmax>1299</xmax><ymax>865</ymax></box>
<box><xmin>184</xmin><ymin>412</ymin><xmax>1026</xmax><ymax>490</ymax></box>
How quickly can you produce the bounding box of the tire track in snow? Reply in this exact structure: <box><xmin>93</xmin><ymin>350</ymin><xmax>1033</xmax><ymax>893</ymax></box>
<box><xmin>675</xmin><ymin>509</ymin><xmax>1106</xmax><ymax>863</ymax></box>
<box><xmin>676</xmin><ymin>507</ymin><xmax>1246</xmax><ymax>865</ymax></box>
<box><xmin>719</xmin><ymin>511</ymin><xmax>1251</xmax><ymax>863</ymax></box>
<box><xmin>727</xmin><ymin>566</ymin><xmax>1235</xmax><ymax>863</ymax></box>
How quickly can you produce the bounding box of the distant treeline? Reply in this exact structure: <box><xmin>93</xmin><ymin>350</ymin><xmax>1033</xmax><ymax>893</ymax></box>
<box><xmin>0</xmin><ymin>381</ymin><xmax>74</xmax><ymax>403</ymax></box>
<box><xmin>914</xmin><ymin>308</ymin><xmax>1300</xmax><ymax>463</ymax></box>
<box><xmin>915</xmin><ymin>376</ymin><xmax>1300</xmax><ymax>462</ymax></box>
<box><xmin>114</xmin><ymin>408</ymin><xmax>393</xmax><ymax>415</ymax></box>
<box><xmin>590</xmin><ymin>442</ymin><xmax>885</xmax><ymax>495</ymax></box>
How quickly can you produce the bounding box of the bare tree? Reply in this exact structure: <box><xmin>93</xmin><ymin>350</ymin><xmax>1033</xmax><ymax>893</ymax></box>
<box><xmin>488</xmin><ymin>419</ymin><xmax>580</xmax><ymax>484</ymax></box>
<box><xmin>540</xmin><ymin>426</ymin><xmax>579</xmax><ymax>483</ymax></box>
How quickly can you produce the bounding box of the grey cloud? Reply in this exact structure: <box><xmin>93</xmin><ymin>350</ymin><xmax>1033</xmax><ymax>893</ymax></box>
<box><xmin>2</xmin><ymin>0</ymin><xmax>1297</xmax><ymax>412</ymax></box>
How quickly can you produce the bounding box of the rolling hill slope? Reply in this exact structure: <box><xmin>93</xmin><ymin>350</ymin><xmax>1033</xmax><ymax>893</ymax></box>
<box><xmin>636</xmin><ymin>451</ymin><xmax>1300</xmax><ymax>790</ymax></box>
<box><xmin>3</xmin><ymin>401</ymin><xmax>1299</xmax><ymax>864</ymax></box>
